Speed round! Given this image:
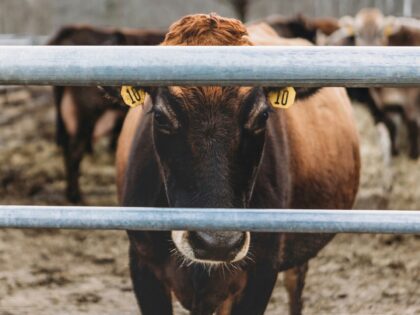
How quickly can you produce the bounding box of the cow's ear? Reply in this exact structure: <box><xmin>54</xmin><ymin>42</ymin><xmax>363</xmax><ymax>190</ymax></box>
<box><xmin>294</xmin><ymin>87</ymin><xmax>321</xmax><ymax>100</ymax></box>
<box><xmin>339</xmin><ymin>16</ymin><xmax>355</xmax><ymax>36</ymax></box>
<box><xmin>263</xmin><ymin>87</ymin><xmax>321</xmax><ymax>109</ymax></box>
<box><xmin>326</xmin><ymin>27</ymin><xmax>355</xmax><ymax>46</ymax></box>
<box><xmin>98</xmin><ymin>86</ymin><xmax>155</xmax><ymax>108</ymax></box>
<box><xmin>324</xmin><ymin>16</ymin><xmax>355</xmax><ymax>46</ymax></box>
<box><xmin>98</xmin><ymin>86</ymin><xmax>121</xmax><ymax>103</ymax></box>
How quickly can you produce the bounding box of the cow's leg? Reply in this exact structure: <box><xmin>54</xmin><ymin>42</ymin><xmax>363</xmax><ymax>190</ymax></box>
<box><xmin>382</xmin><ymin>115</ymin><xmax>399</xmax><ymax>156</ymax></box>
<box><xmin>398</xmin><ymin>103</ymin><xmax>420</xmax><ymax>159</ymax></box>
<box><xmin>407</xmin><ymin>119</ymin><xmax>419</xmax><ymax>159</ymax></box>
<box><xmin>59</xmin><ymin>89</ymin><xmax>91</xmax><ymax>203</ymax></box>
<box><xmin>367</xmin><ymin>104</ymin><xmax>399</xmax><ymax>156</ymax></box>
<box><xmin>284</xmin><ymin>263</ymin><xmax>308</xmax><ymax>315</ymax></box>
<box><xmin>230</xmin><ymin>263</ymin><xmax>278</xmax><ymax>315</ymax></box>
<box><xmin>63</xmin><ymin>118</ymin><xmax>96</xmax><ymax>203</ymax></box>
<box><xmin>63</xmin><ymin>133</ymin><xmax>88</xmax><ymax>203</ymax></box>
<box><xmin>348</xmin><ymin>88</ymin><xmax>399</xmax><ymax>156</ymax></box>
<box><xmin>129</xmin><ymin>243</ymin><xmax>173</xmax><ymax>315</ymax></box>
<box><xmin>383</xmin><ymin>104</ymin><xmax>411</xmax><ymax>157</ymax></box>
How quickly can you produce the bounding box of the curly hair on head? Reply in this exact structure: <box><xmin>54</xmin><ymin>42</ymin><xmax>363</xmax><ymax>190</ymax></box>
<box><xmin>163</xmin><ymin>13</ymin><xmax>253</xmax><ymax>46</ymax></box>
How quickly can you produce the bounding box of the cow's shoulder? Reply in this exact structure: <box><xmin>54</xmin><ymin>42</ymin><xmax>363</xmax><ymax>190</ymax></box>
<box><xmin>247</xmin><ymin>22</ymin><xmax>312</xmax><ymax>46</ymax></box>
<box><xmin>285</xmin><ymin>87</ymin><xmax>360</xmax><ymax>209</ymax></box>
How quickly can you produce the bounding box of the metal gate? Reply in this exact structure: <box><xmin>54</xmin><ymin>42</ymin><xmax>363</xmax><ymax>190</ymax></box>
<box><xmin>0</xmin><ymin>45</ymin><xmax>419</xmax><ymax>234</ymax></box>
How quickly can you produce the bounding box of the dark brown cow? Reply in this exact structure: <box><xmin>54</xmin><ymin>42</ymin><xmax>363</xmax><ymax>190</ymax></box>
<box><xmin>327</xmin><ymin>8</ymin><xmax>420</xmax><ymax>159</ymax></box>
<box><xmin>48</xmin><ymin>25</ymin><xmax>166</xmax><ymax>203</ymax></box>
<box><xmin>254</xmin><ymin>14</ymin><xmax>340</xmax><ymax>44</ymax></box>
<box><xmin>109</xmin><ymin>15</ymin><xmax>360</xmax><ymax>315</ymax></box>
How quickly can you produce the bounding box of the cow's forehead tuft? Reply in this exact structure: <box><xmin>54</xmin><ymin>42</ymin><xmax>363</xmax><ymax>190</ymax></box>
<box><xmin>356</xmin><ymin>8</ymin><xmax>385</xmax><ymax>29</ymax></box>
<box><xmin>162</xmin><ymin>13</ymin><xmax>252</xmax><ymax>46</ymax></box>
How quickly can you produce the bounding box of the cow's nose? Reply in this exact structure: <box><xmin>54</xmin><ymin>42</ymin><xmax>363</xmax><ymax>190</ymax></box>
<box><xmin>188</xmin><ymin>231</ymin><xmax>246</xmax><ymax>262</ymax></box>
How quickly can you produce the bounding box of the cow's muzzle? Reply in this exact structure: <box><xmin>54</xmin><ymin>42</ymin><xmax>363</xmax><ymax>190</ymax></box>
<box><xmin>172</xmin><ymin>231</ymin><xmax>250</xmax><ymax>264</ymax></box>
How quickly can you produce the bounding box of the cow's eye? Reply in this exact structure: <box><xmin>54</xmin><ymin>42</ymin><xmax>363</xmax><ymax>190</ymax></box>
<box><xmin>260</xmin><ymin>111</ymin><xmax>269</xmax><ymax>122</ymax></box>
<box><xmin>255</xmin><ymin>110</ymin><xmax>270</xmax><ymax>127</ymax></box>
<box><xmin>247</xmin><ymin>110</ymin><xmax>270</xmax><ymax>134</ymax></box>
<box><xmin>154</xmin><ymin>111</ymin><xmax>171</xmax><ymax>129</ymax></box>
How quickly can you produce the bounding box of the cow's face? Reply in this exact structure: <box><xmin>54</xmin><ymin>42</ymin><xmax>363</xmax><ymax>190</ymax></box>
<box><xmin>353</xmin><ymin>8</ymin><xmax>390</xmax><ymax>46</ymax></box>
<box><xmin>100</xmin><ymin>83</ymin><xmax>316</xmax><ymax>265</ymax></box>
<box><xmin>100</xmin><ymin>13</ymin><xmax>320</xmax><ymax>266</ymax></box>
<box><xmin>148</xmin><ymin>86</ymin><xmax>270</xmax><ymax>264</ymax></box>
<box><xmin>329</xmin><ymin>9</ymin><xmax>398</xmax><ymax>46</ymax></box>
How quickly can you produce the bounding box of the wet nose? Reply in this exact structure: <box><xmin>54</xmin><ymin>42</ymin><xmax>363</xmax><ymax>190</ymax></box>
<box><xmin>188</xmin><ymin>231</ymin><xmax>246</xmax><ymax>261</ymax></box>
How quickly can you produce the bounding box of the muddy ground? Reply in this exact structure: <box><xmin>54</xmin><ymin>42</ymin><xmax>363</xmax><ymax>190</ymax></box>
<box><xmin>0</xmin><ymin>87</ymin><xmax>418</xmax><ymax>314</ymax></box>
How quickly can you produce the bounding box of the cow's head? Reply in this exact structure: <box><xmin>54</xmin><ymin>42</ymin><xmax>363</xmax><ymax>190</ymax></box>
<box><xmin>327</xmin><ymin>8</ymin><xmax>399</xmax><ymax>46</ymax></box>
<box><xmin>102</xmin><ymin>14</ymin><xmax>318</xmax><ymax>265</ymax></box>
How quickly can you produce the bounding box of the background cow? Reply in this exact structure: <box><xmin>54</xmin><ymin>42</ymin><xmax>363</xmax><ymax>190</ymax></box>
<box><xmin>48</xmin><ymin>25</ymin><xmax>166</xmax><ymax>203</ymax></box>
<box><xmin>327</xmin><ymin>8</ymin><xmax>420</xmax><ymax>159</ymax></box>
<box><xmin>249</xmin><ymin>14</ymin><xmax>340</xmax><ymax>44</ymax></box>
<box><xmin>106</xmin><ymin>14</ymin><xmax>360</xmax><ymax>315</ymax></box>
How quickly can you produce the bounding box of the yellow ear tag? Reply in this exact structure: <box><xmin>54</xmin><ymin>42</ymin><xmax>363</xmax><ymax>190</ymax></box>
<box><xmin>120</xmin><ymin>86</ymin><xmax>145</xmax><ymax>108</ymax></box>
<box><xmin>269</xmin><ymin>87</ymin><xmax>296</xmax><ymax>109</ymax></box>
<box><xmin>345</xmin><ymin>26</ymin><xmax>354</xmax><ymax>36</ymax></box>
<box><xmin>383</xmin><ymin>25</ymin><xmax>394</xmax><ymax>37</ymax></box>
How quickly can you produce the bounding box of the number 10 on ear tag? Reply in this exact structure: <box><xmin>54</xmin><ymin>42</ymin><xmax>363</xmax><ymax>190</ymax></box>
<box><xmin>269</xmin><ymin>87</ymin><xmax>296</xmax><ymax>109</ymax></box>
<box><xmin>121</xmin><ymin>86</ymin><xmax>145</xmax><ymax>108</ymax></box>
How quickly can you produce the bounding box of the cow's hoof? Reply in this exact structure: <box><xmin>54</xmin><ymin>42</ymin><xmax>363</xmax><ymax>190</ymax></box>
<box><xmin>391</xmin><ymin>147</ymin><xmax>399</xmax><ymax>156</ymax></box>
<box><xmin>409</xmin><ymin>150</ymin><xmax>419</xmax><ymax>160</ymax></box>
<box><xmin>66</xmin><ymin>191</ymin><xmax>83</xmax><ymax>204</ymax></box>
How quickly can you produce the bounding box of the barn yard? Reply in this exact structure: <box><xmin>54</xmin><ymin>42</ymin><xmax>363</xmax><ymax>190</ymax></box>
<box><xmin>0</xmin><ymin>87</ymin><xmax>418</xmax><ymax>314</ymax></box>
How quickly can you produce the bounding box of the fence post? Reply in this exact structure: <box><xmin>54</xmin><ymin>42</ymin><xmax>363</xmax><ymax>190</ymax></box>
<box><xmin>403</xmin><ymin>0</ymin><xmax>413</xmax><ymax>16</ymax></box>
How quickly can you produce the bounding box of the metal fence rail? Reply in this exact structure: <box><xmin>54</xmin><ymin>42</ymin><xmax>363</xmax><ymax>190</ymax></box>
<box><xmin>0</xmin><ymin>46</ymin><xmax>420</xmax><ymax>86</ymax></box>
<box><xmin>0</xmin><ymin>35</ymin><xmax>47</xmax><ymax>45</ymax></box>
<box><xmin>0</xmin><ymin>206</ymin><xmax>419</xmax><ymax>234</ymax></box>
<box><xmin>0</xmin><ymin>46</ymin><xmax>419</xmax><ymax>235</ymax></box>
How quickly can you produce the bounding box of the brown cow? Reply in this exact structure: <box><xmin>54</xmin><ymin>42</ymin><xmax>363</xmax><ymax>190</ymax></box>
<box><xmin>107</xmin><ymin>14</ymin><xmax>360</xmax><ymax>315</ymax></box>
<box><xmin>327</xmin><ymin>8</ymin><xmax>420</xmax><ymax>159</ymax></box>
<box><xmin>48</xmin><ymin>25</ymin><xmax>166</xmax><ymax>203</ymax></box>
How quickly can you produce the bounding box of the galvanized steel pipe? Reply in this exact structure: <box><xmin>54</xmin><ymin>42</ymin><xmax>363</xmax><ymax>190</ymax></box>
<box><xmin>0</xmin><ymin>46</ymin><xmax>420</xmax><ymax>86</ymax></box>
<box><xmin>0</xmin><ymin>206</ymin><xmax>419</xmax><ymax>234</ymax></box>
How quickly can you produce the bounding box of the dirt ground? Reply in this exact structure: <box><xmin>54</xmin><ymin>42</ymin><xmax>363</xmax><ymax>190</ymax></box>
<box><xmin>0</xmin><ymin>87</ymin><xmax>418</xmax><ymax>315</ymax></box>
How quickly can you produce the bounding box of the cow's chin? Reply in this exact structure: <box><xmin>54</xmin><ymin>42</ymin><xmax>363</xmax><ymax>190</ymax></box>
<box><xmin>171</xmin><ymin>231</ymin><xmax>250</xmax><ymax>266</ymax></box>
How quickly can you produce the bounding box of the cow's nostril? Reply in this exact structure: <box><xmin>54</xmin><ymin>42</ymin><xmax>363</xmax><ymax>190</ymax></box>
<box><xmin>188</xmin><ymin>231</ymin><xmax>211</xmax><ymax>251</ymax></box>
<box><xmin>227</xmin><ymin>233</ymin><xmax>245</xmax><ymax>250</ymax></box>
<box><xmin>188</xmin><ymin>231</ymin><xmax>246</xmax><ymax>262</ymax></box>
